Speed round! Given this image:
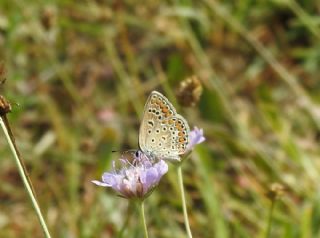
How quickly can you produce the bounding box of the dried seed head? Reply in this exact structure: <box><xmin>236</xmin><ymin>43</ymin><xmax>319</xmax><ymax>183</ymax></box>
<box><xmin>176</xmin><ymin>76</ymin><xmax>203</xmax><ymax>107</ymax></box>
<box><xmin>266</xmin><ymin>183</ymin><xmax>286</xmax><ymax>200</ymax></box>
<box><xmin>0</xmin><ymin>95</ymin><xmax>11</xmax><ymax>116</ymax></box>
<box><xmin>41</xmin><ymin>7</ymin><xmax>56</xmax><ymax>30</ymax></box>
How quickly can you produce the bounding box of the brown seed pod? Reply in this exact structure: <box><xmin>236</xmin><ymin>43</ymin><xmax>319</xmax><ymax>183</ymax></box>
<box><xmin>0</xmin><ymin>95</ymin><xmax>11</xmax><ymax>116</ymax></box>
<box><xmin>176</xmin><ymin>76</ymin><xmax>203</xmax><ymax>107</ymax></box>
<box><xmin>266</xmin><ymin>183</ymin><xmax>286</xmax><ymax>200</ymax></box>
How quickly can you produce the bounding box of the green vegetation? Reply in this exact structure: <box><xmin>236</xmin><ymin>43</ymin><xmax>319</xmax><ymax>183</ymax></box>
<box><xmin>0</xmin><ymin>0</ymin><xmax>319</xmax><ymax>237</ymax></box>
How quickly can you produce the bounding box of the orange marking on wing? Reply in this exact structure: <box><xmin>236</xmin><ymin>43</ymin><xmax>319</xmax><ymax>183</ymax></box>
<box><xmin>162</xmin><ymin>107</ymin><xmax>168</xmax><ymax>113</ymax></box>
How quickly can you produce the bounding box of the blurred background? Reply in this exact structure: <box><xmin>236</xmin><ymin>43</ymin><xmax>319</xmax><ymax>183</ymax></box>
<box><xmin>0</xmin><ymin>0</ymin><xmax>320</xmax><ymax>237</ymax></box>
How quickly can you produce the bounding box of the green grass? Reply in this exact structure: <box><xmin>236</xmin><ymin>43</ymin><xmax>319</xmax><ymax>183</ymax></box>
<box><xmin>0</xmin><ymin>0</ymin><xmax>320</xmax><ymax>237</ymax></box>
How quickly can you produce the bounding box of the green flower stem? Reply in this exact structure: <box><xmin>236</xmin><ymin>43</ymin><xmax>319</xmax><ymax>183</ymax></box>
<box><xmin>0</xmin><ymin>116</ymin><xmax>52</xmax><ymax>238</ymax></box>
<box><xmin>139</xmin><ymin>200</ymin><xmax>149</xmax><ymax>238</ymax></box>
<box><xmin>266</xmin><ymin>199</ymin><xmax>276</xmax><ymax>238</ymax></box>
<box><xmin>177</xmin><ymin>165</ymin><xmax>193</xmax><ymax>238</ymax></box>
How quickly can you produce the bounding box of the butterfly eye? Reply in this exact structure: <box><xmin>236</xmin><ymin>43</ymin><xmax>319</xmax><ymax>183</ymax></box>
<box><xmin>135</xmin><ymin>151</ymin><xmax>140</xmax><ymax>158</ymax></box>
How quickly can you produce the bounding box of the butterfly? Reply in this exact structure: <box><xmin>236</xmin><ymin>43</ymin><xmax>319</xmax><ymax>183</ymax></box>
<box><xmin>136</xmin><ymin>91</ymin><xmax>190</xmax><ymax>161</ymax></box>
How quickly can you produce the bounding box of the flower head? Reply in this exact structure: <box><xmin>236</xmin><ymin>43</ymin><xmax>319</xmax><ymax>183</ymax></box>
<box><xmin>186</xmin><ymin>127</ymin><xmax>205</xmax><ymax>152</ymax></box>
<box><xmin>92</xmin><ymin>150</ymin><xmax>168</xmax><ymax>199</ymax></box>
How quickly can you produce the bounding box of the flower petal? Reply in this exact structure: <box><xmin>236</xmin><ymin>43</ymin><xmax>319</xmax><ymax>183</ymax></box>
<box><xmin>140</xmin><ymin>167</ymin><xmax>158</xmax><ymax>192</ymax></box>
<box><xmin>154</xmin><ymin>160</ymin><xmax>168</xmax><ymax>176</ymax></box>
<box><xmin>187</xmin><ymin>127</ymin><xmax>205</xmax><ymax>151</ymax></box>
<box><xmin>91</xmin><ymin>180</ymin><xmax>111</xmax><ymax>187</ymax></box>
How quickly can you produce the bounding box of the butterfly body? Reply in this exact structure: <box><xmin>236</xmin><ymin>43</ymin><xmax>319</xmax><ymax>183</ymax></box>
<box><xmin>138</xmin><ymin>91</ymin><xmax>190</xmax><ymax>160</ymax></box>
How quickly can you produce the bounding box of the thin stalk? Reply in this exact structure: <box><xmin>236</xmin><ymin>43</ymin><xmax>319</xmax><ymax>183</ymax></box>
<box><xmin>287</xmin><ymin>0</ymin><xmax>320</xmax><ymax>39</ymax></box>
<box><xmin>0</xmin><ymin>116</ymin><xmax>52</xmax><ymax>238</ymax></box>
<box><xmin>177</xmin><ymin>166</ymin><xmax>193</xmax><ymax>238</ymax></box>
<box><xmin>265</xmin><ymin>199</ymin><xmax>276</xmax><ymax>238</ymax></box>
<box><xmin>139</xmin><ymin>200</ymin><xmax>149</xmax><ymax>238</ymax></box>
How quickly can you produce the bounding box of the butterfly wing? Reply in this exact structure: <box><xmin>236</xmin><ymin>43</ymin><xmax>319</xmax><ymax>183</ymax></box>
<box><xmin>139</xmin><ymin>91</ymin><xmax>190</xmax><ymax>160</ymax></box>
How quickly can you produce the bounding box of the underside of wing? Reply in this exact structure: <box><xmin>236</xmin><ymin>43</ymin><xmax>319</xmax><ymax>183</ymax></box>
<box><xmin>139</xmin><ymin>91</ymin><xmax>190</xmax><ymax>160</ymax></box>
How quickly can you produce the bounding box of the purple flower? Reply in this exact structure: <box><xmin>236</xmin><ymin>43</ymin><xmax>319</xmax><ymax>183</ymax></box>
<box><xmin>92</xmin><ymin>151</ymin><xmax>168</xmax><ymax>199</ymax></box>
<box><xmin>186</xmin><ymin>127</ymin><xmax>205</xmax><ymax>152</ymax></box>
